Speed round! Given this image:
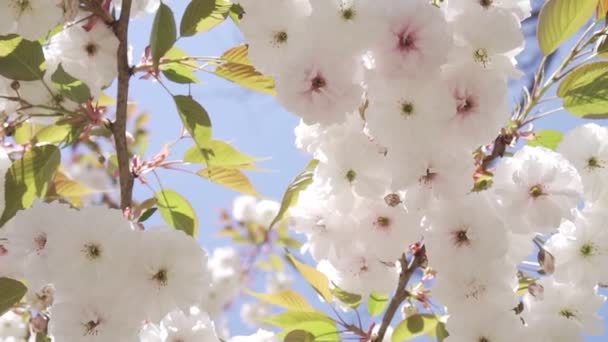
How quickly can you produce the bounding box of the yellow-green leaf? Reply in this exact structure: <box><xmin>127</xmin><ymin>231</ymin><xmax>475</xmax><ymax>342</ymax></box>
<box><xmin>265</xmin><ymin>311</ymin><xmax>338</xmax><ymax>340</ymax></box>
<box><xmin>368</xmin><ymin>292</ymin><xmax>389</xmax><ymax>317</ymax></box>
<box><xmin>214</xmin><ymin>45</ymin><xmax>276</xmax><ymax>95</ymax></box>
<box><xmin>528</xmin><ymin>129</ymin><xmax>564</xmax><ymax>150</ymax></box>
<box><xmin>150</xmin><ymin>3</ymin><xmax>177</xmax><ymax>69</ymax></box>
<box><xmin>174</xmin><ymin>95</ymin><xmax>212</xmax><ymax>147</ymax></box>
<box><xmin>53</xmin><ymin>172</ymin><xmax>99</xmax><ymax>197</ymax></box>
<box><xmin>537</xmin><ymin>0</ymin><xmax>598</xmax><ymax>55</ymax></box>
<box><xmin>392</xmin><ymin>314</ymin><xmax>441</xmax><ymax>342</ymax></box>
<box><xmin>51</xmin><ymin>64</ymin><xmax>91</xmax><ymax>103</ymax></box>
<box><xmin>180</xmin><ymin>0</ymin><xmax>232</xmax><ymax>37</ymax></box>
<box><xmin>197</xmin><ymin>167</ymin><xmax>260</xmax><ymax>197</ymax></box>
<box><xmin>14</xmin><ymin>122</ymin><xmax>44</xmax><ymax>144</ymax></box>
<box><xmin>246</xmin><ymin>289</ymin><xmax>314</xmax><ymax>312</ymax></box>
<box><xmin>35</xmin><ymin>124</ymin><xmax>72</xmax><ymax>144</ymax></box>
<box><xmin>557</xmin><ymin>61</ymin><xmax>608</xmax><ymax>118</ymax></box>
<box><xmin>184</xmin><ymin>140</ymin><xmax>267</xmax><ymax>168</ymax></box>
<box><xmin>160</xmin><ymin>48</ymin><xmax>199</xmax><ymax>84</ymax></box>
<box><xmin>270</xmin><ymin>159</ymin><xmax>318</xmax><ymax>229</ymax></box>
<box><xmin>1</xmin><ymin>145</ymin><xmax>61</xmax><ymax>225</ymax></box>
<box><xmin>287</xmin><ymin>254</ymin><xmax>332</xmax><ymax>304</ymax></box>
<box><xmin>0</xmin><ymin>35</ymin><xmax>46</xmax><ymax>80</ymax></box>
<box><xmin>155</xmin><ymin>190</ymin><xmax>199</xmax><ymax>238</ymax></box>
<box><xmin>330</xmin><ymin>286</ymin><xmax>362</xmax><ymax>309</ymax></box>
<box><xmin>0</xmin><ymin>278</ymin><xmax>27</xmax><ymax>316</ymax></box>
<box><xmin>284</xmin><ymin>330</ymin><xmax>315</xmax><ymax>342</ymax></box>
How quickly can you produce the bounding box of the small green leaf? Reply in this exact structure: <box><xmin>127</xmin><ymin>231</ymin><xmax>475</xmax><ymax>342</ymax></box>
<box><xmin>35</xmin><ymin>124</ymin><xmax>72</xmax><ymax>144</ymax></box>
<box><xmin>214</xmin><ymin>45</ymin><xmax>276</xmax><ymax>95</ymax></box>
<box><xmin>51</xmin><ymin>64</ymin><xmax>91</xmax><ymax>103</ymax></box>
<box><xmin>155</xmin><ymin>190</ymin><xmax>199</xmax><ymax>238</ymax></box>
<box><xmin>330</xmin><ymin>286</ymin><xmax>362</xmax><ymax>309</ymax></box>
<box><xmin>265</xmin><ymin>311</ymin><xmax>338</xmax><ymax>340</ymax></box>
<box><xmin>435</xmin><ymin>322</ymin><xmax>449</xmax><ymax>342</ymax></box>
<box><xmin>174</xmin><ymin>95</ymin><xmax>212</xmax><ymax>147</ymax></box>
<box><xmin>180</xmin><ymin>0</ymin><xmax>232</xmax><ymax>37</ymax></box>
<box><xmin>246</xmin><ymin>289</ymin><xmax>314</xmax><ymax>312</ymax></box>
<box><xmin>160</xmin><ymin>48</ymin><xmax>199</xmax><ymax>84</ymax></box>
<box><xmin>0</xmin><ymin>35</ymin><xmax>46</xmax><ymax>80</ymax></box>
<box><xmin>392</xmin><ymin>314</ymin><xmax>441</xmax><ymax>342</ymax></box>
<box><xmin>537</xmin><ymin>0</ymin><xmax>598</xmax><ymax>55</ymax></box>
<box><xmin>184</xmin><ymin>140</ymin><xmax>266</xmax><ymax>168</ymax></box>
<box><xmin>150</xmin><ymin>3</ymin><xmax>177</xmax><ymax>69</ymax></box>
<box><xmin>54</xmin><ymin>171</ymin><xmax>99</xmax><ymax>197</ymax></box>
<box><xmin>0</xmin><ymin>278</ymin><xmax>27</xmax><ymax>316</ymax></box>
<box><xmin>528</xmin><ymin>129</ymin><xmax>564</xmax><ymax>150</ymax></box>
<box><xmin>284</xmin><ymin>330</ymin><xmax>315</xmax><ymax>342</ymax></box>
<box><xmin>228</xmin><ymin>3</ymin><xmax>245</xmax><ymax>24</ymax></box>
<box><xmin>287</xmin><ymin>254</ymin><xmax>333</xmax><ymax>304</ymax></box>
<box><xmin>14</xmin><ymin>122</ymin><xmax>44</xmax><ymax>144</ymax></box>
<box><xmin>557</xmin><ymin>61</ymin><xmax>608</xmax><ymax>119</ymax></box>
<box><xmin>270</xmin><ymin>159</ymin><xmax>319</xmax><ymax>229</ymax></box>
<box><xmin>368</xmin><ymin>292</ymin><xmax>389</xmax><ymax>317</ymax></box>
<box><xmin>1</xmin><ymin>145</ymin><xmax>61</xmax><ymax>225</ymax></box>
<box><xmin>138</xmin><ymin>207</ymin><xmax>158</xmax><ymax>223</ymax></box>
<box><xmin>197</xmin><ymin>167</ymin><xmax>261</xmax><ymax>197</ymax></box>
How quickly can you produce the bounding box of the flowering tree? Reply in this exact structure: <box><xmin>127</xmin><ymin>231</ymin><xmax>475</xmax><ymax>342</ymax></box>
<box><xmin>1</xmin><ymin>0</ymin><xmax>608</xmax><ymax>341</ymax></box>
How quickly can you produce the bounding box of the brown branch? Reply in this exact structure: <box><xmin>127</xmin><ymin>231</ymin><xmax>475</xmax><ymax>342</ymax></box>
<box><xmin>111</xmin><ymin>0</ymin><xmax>134</xmax><ymax>210</ymax></box>
<box><xmin>373</xmin><ymin>253</ymin><xmax>422</xmax><ymax>342</ymax></box>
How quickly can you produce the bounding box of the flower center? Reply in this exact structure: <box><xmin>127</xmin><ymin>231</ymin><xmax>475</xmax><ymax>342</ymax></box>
<box><xmin>345</xmin><ymin>169</ymin><xmax>357</xmax><ymax>183</ymax></box>
<box><xmin>400</xmin><ymin>101</ymin><xmax>414</xmax><ymax>117</ymax></box>
<box><xmin>452</xmin><ymin>228</ymin><xmax>471</xmax><ymax>247</ymax></box>
<box><xmin>580</xmin><ymin>242</ymin><xmax>596</xmax><ymax>257</ymax></box>
<box><xmin>83</xmin><ymin>319</ymin><xmax>101</xmax><ymax>336</ymax></box>
<box><xmin>529</xmin><ymin>184</ymin><xmax>544</xmax><ymax>198</ymax></box>
<box><xmin>559</xmin><ymin>308</ymin><xmax>576</xmax><ymax>319</ymax></box>
<box><xmin>456</xmin><ymin>96</ymin><xmax>476</xmax><ymax>116</ymax></box>
<box><xmin>473</xmin><ymin>48</ymin><xmax>490</xmax><ymax>66</ymax></box>
<box><xmin>273</xmin><ymin>31</ymin><xmax>288</xmax><ymax>45</ymax></box>
<box><xmin>375</xmin><ymin>216</ymin><xmax>391</xmax><ymax>229</ymax></box>
<box><xmin>398</xmin><ymin>31</ymin><xmax>416</xmax><ymax>51</ymax></box>
<box><xmin>419</xmin><ymin>168</ymin><xmax>437</xmax><ymax>186</ymax></box>
<box><xmin>479</xmin><ymin>338</ymin><xmax>490</xmax><ymax>342</ymax></box>
<box><xmin>384</xmin><ymin>193</ymin><xmax>402</xmax><ymax>207</ymax></box>
<box><xmin>587</xmin><ymin>156</ymin><xmax>602</xmax><ymax>170</ymax></box>
<box><xmin>310</xmin><ymin>74</ymin><xmax>327</xmax><ymax>92</ymax></box>
<box><xmin>341</xmin><ymin>7</ymin><xmax>356</xmax><ymax>21</ymax></box>
<box><xmin>83</xmin><ymin>243</ymin><xmax>102</xmax><ymax>260</ymax></box>
<box><xmin>85</xmin><ymin>42</ymin><xmax>98</xmax><ymax>57</ymax></box>
<box><xmin>152</xmin><ymin>268</ymin><xmax>169</xmax><ymax>287</ymax></box>
<box><xmin>34</xmin><ymin>233</ymin><xmax>47</xmax><ymax>252</ymax></box>
<box><xmin>479</xmin><ymin>0</ymin><xmax>493</xmax><ymax>8</ymax></box>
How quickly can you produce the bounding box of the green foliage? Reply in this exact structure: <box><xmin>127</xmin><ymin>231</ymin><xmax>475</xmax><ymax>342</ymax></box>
<box><xmin>155</xmin><ymin>190</ymin><xmax>199</xmax><ymax>238</ymax></box>
<box><xmin>161</xmin><ymin>48</ymin><xmax>200</xmax><ymax>84</ymax></box>
<box><xmin>528</xmin><ymin>129</ymin><xmax>564</xmax><ymax>150</ymax></box>
<box><xmin>557</xmin><ymin>61</ymin><xmax>608</xmax><ymax>118</ymax></box>
<box><xmin>0</xmin><ymin>35</ymin><xmax>46</xmax><ymax>80</ymax></box>
<box><xmin>392</xmin><ymin>314</ymin><xmax>445</xmax><ymax>342</ymax></box>
<box><xmin>330</xmin><ymin>286</ymin><xmax>362</xmax><ymax>309</ymax></box>
<box><xmin>214</xmin><ymin>45</ymin><xmax>276</xmax><ymax>95</ymax></box>
<box><xmin>0</xmin><ymin>278</ymin><xmax>27</xmax><ymax>316</ymax></box>
<box><xmin>138</xmin><ymin>207</ymin><xmax>158</xmax><ymax>223</ymax></box>
<box><xmin>265</xmin><ymin>311</ymin><xmax>338</xmax><ymax>340</ymax></box>
<box><xmin>197</xmin><ymin>167</ymin><xmax>261</xmax><ymax>196</ymax></box>
<box><xmin>270</xmin><ymin>159</ymin><xmax>319</xmax><ymax>229</ymax></box>
<box><xmin>180</xmin><ymin>0</ymin><xmax>232</xmax><ymax>37</ymax></box>
<box><xmin>287</xmin><ymin>254</ymin><xmax>333</xmax><ymax>304</ymax></box>
<box><xmin>51</xmin><ymin>64</ymin><xmax>91</xmax><ymax>103</ymax></box>
<box><xmin>53</xmin><ymin>171</ymin><xmax>99</xmax><ymax>198</ymax></box>
<box><xmin>537</xmin><ymin>0</ymin><xmax>598</xmax><ymax>55</ymax></box>
<box><xmin>368</xmin><ymin>292</ymin><xmax>389</xmax><ymax>317</ymax></box>
<box><xmin>35</xmin><ymin>124</ymin><xmax>73</xmax><ymax>144</ymax></box>
<box><xmin>174</xmin><ymin>95</ymin><xmax>212</xmax><ymax>147</ymax></box>
<box><xmin>1</xmin><ymin>145</ymin><xmax>61</xmax><ymax>225</ymax></box>
<box><xmin>284</xmin><ymin>330</ymin><xmax>315</xmax><ymax>342</ymax></box>
<box><xmin>246</xmin><ymin>289</ymin><xmax>314</xmax><ymax>311</ymax></box>
<box><xmin>151</xmin><ymin>3</ymin><xmax>177</xmax><ymax>69</ymax></box>
<box><xmin>184</xmin><ymin>140</ymin><xmax>266</xmax><ymax>169</ymax></box>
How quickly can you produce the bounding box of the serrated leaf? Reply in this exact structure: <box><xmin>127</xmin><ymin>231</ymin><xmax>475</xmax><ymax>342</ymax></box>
<box><xmin>54</xmin><ymin>171</ymin><xmax>99</xmax><ymax>197</ymax></box>
<box><xmin>174</xmin><ymin>95</ymin><xmax>212</xmax><ymax>147</ymax></box>
<box><xmin>180</xmin><ymin>0</ymin><xmax>232</xmax><ymax>37</ymax></box>
<box><xmin>150</xmin><ymin>3</ymin><xmax>176</xmax><ymax>69</ymax></box>
<box><xmin>0</xmin><ymin>278</ymin><xmax>27</xmax><ymax>316</ymax></box>
<box><xmin>287</xmin><ymin>254</ymin><xmax>332</xmax><ymax>304</ymax></box>
<box><xmin>214</xmin><ymin>45</ymin><xmax>276</xmax><ymax>95</ymax></box>
<box><xmin>51</xmin><ymin>64</ymin><xmax>91</xmax><ymax>103</ymax></box>
<box><xmin>528</xmin><ymin>129</ymin><xmax>564</xmax><ymax>150</ymax></box>
<box><xmin>155</xmin><ymin>190</ymin><xmax>198</xmax><ymax>238</ymax></box>
<box><xmin>265</xmin><ymin>311</ymin><xmax>338</xmax><ymax>340</ymax></box>
<box><xmin>368</xmin><ymin>292</ymin><xmax>389</xmax><ymax>317</ymax></box>
<box><xmin>270</xmin><ymin>159</ymin><xmax>319</xmax><ymax>229</ymax></box>
<box><xmin>1</xmin><ymin>145</ymin><xmax>60</xmax><ymax>225</ymax></box>
<box><xmin>0</xmin><ymin>35</ymin><xmax>46</xmax><ymax>80</ymax></box>
<box><xmin>284</xmin><ymin>330</ymin><xmax>315</xmax><ymax>342</ymax></box>
<box><xmin>330</xmin><ymin>286</ymin><xmax>362</xmax><ymax>309</ymax></box>
<box><xmin>557</xmin><ymin>61</ymin><xmax>608</xmax><ymax>119</ymax></box>
<box><xmin>246</xmin><ymin>289</ymin><xmax>314</xmax><ymax>312</ymax></box>
<box><xmin>392</xmin><ymin>315</ymin><xmax>440</xmax><ymax>342</ymax></box>
<box><xmin>198</xmin><ymin>167</ymin><xmax>260</xmax><ymax>197</ymax></box>
<box><xmin>184</xmin><ymin>140</ymin><xmax>266</xmax><ymax>168</ymax></box>
<box><xmin>537</xmin><ymin>0</ymin><xmax>598</xmax><ymax>55</ymax></box>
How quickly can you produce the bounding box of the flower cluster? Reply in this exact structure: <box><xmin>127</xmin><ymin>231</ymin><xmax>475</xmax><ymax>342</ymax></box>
<box><xmin>239</xmin><ymin>0</ymin><xmax>606</xmax><ymax>340</ymax></box>
<box><xmin>0</xmin><ymin>200</ymin><xmax>211</xmax><ymax>341</ymax></box>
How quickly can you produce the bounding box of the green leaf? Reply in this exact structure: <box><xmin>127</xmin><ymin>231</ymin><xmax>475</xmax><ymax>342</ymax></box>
<box><xmin>197</xmin><ymin>167</ymin><xmax>261</xmax><ymax>196</ymax></box>
<box><xmin>180</xmin><ymin>0</ymin><xmax>232</xmax><ymax>37</ymax></box>
<box><xmin>528</xmin><ymin>129</ymin><xmax>564</xmax><ymax>150</ymax></box>
<box><xmin>270</xmin><ymin>159</ymin><xmax>319</xmax><ymax>229</ymax></box>
<box><xmin>0</xmin><ymin>35</ymin><xmax>46</xmax><ymax>80</ymax></box>
<box><xmin>557</xmin><ymin>61</ymin><xmax>608</xmax><ymax>118</ymax></box>
<box><xmin>138</xmin><ymin>207</ymin><xmax>157</xmax><ymax>223</ymax></box>
<box><xmin>368</xmin><ymin>292</ymin><xmax>389</xmax><ymax>317</ymax></box>
<box><xmin>51</xmin><ymin>64</ymin><xmax>91</xmax><ymax>103</ymax></box>
<box><xmin>1</xmin><ymin>145</ymin><xmax>61</xmax><ymax>225</ymax></box>
<box><xmin>174</xmin><ymin>95</ymin><xmax>212</xmax><ymax>147</ymax></box>
<box><xmin>150</xmin><ymin>2</ymin><xmax>177</xmax><ymax>69</ymax></box>
<box><xmin>246</xmin><ymin>289</ymin><xmax>314</xmax><ymax>312</ymax></box>
<box><xmin>265</xmin><ymin>311</ymin><xmax>338</xmax><ymax>340</ymax></box>
<box><xmin>392</xmin><ymin>314</ymin><xmax>441</xmax><ymax>342</ymax></box>
<box><xmin>284</xmin><ymin>330</ymin><xmax>315</xmax><ymax>342</ymax></box>
<box><xmin>160</xmin><ymin>48</ymin><xmax>199</xmax><ymax>84</ymax></box>
<box><xmin>184</xmin><ymin>140</ymin><xmax>266</xmax><ymax>168</ymax></box>
<box><xmin>330</xmin><ymin>286</ymin><xmax>362</xmax><ymax>309</ymax></box>
<box><xmin>214</xmin><ymin>44</ymin><xmax>276</xmax><ymax>95</ymax></box>
<box><xmin>537</xmin><ymin>0</ymin><xmax>598</xmax><ymax>55</ymax></box>
<box><xmin>54</xmin><ymin>171</ymin><xmax>99</xmax><ymax>197</ymax></box>
<box><xmin>287</xmin><ymin>254</ymin><xmax>332</xmax><ymax>304</ymax></box>
<box><xmin>435</xmin><ymin>322</ymin><xmax>449</xmax><ymax>342</ymax></box>
<box><xmin>0</xmin><ymin>278</ymin><xmax>27</xmax><ymax>316</ymax></box>
<box><xmin>155</xmin><ymin>190</ymin><xmax>199</xmax><ymax>238</ymax></box>
<box><xmin>228</xmin><ymin>3</ymin><xmax>245</xmax><ymax>24</ymax></box>
<box><xmin>14</xmin><ymin>122</ymin><xmax>44</xmax><ymax>144</ymax></box>
<box><xmin>35</xmin><ymin>124</ymin><xmax>72</xmax><ymax>144</ymax></box>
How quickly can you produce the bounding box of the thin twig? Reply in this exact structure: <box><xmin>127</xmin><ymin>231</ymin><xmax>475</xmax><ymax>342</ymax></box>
<box><xmin>111</xmin><ymin>0</ymin><xmax>134</xmax><ymax>210</ymax></box>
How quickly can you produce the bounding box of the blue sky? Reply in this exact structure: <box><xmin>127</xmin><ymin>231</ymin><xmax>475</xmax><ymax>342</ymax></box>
<box><xmin>123</xmin><ymin>1</ymin><xmax>608</xmax><ymax>339</ymax></box>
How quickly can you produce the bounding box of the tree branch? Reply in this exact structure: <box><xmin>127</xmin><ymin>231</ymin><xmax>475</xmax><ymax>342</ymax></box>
<box><xmin>112</xmin><ymin>0</ymin><xmax>134</xmax><ymax>210</ymax></box>
<box><xmin>373</xmin><ymin>253</ymin><xmax>422</xmax><ymax>342</ymax></box>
